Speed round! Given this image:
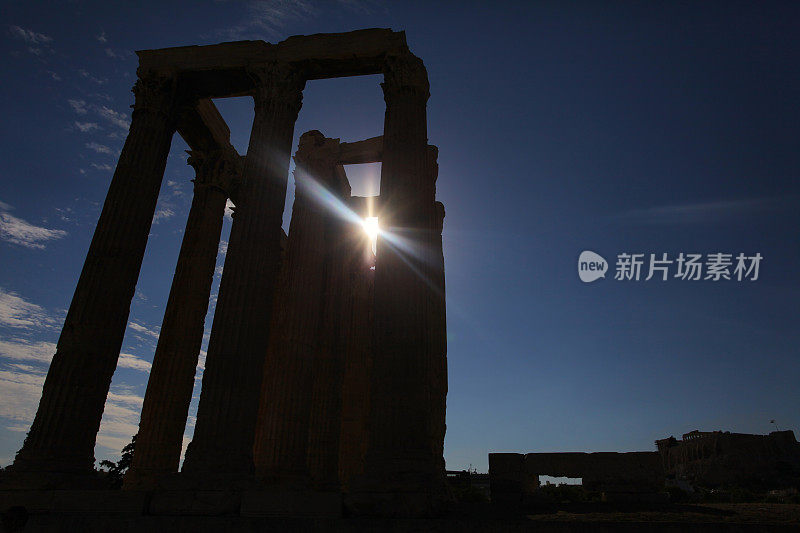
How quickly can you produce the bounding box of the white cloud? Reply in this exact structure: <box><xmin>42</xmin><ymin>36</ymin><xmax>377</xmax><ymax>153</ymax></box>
<box><xmin>166</xmin><ymin>180</ymin><xmax>185</xmax><ymax>197</ymax></box>
<box><xmin>127</xmin><ymin>321</ymin><xmax>159</xmax><ymax>341</ymax></box>
<box><xmin>96</xmin><ymin>31</ymin><xmax>107</xmax><ymax>43</ymax></box>
<box><xmin>0</xmin><ymin>203</ymin><xmax>67</xmax><ymax>249</ymax></box>
<box><xmin>47</xmin><ymin>70</ymin><xmax>61</xmax><ymax>81</ymax></box>
<box><xmin>117</xmin><ymin>352</ymin><xmax>151</xmax><ymax>373</ymax></box>
<box><xmin>0</xmin><ymin>365</ymin><xmax>46</xmax><ymax>423</ymax></box>
<box><xmin>68</xmin><ymin>99</ymin><xmax>88</xmax><ymax>114</ymax></box>
<box><xmin>75</xmin><ymin>121</ymin><xmax>99</xmax><ymax>132</ymax></box>
<box><xmin>216</xmin><ymin>0</ymin><xmax>316</xmax><ymax>41</ymax></box>
<box><xmin>104</xmin><ymin>48</ymin><xmax>131</xmax><ymax>60</ymax></box>
<box><xmin>614</xmin><ymin>197</ymin><xmax>795</xmax><ymax>225</ymax></box>
<box><xmin>225</xmin><ymin>199</ymin><xmax>235</xmax><ymax>218</ymax></box>
<box><xmin>0</xmin><ymin>288</ymin><xmax>60</xmax><ymax>330</ymax></box>
<box><xmin>8</xmin><ymin>25</ymin><xmax>52</xmax><ymax>45</ymax></box>
<box><xmin>90</xmin><ymin>163</ymin><xmax>112</xmax><ymax>171</ymax></box>
<box><xmin>218</xmin><ymin>240</ymin><xmax>228</xmax><ymax>256</ymax></box>
<box><xmin>78</xmin><ymin>69</ymin><xmax>108</xmax><ymax>85</ymax></box>
<box><xmin>96</xmin><ymin>389</ymin><xmax>143</xmax><ymax>458</ymax></box>
<box><xmin>68</xmin><ymin>99</ymin><xmax>129</xmax><ymax>135</ymax></box>
<box><xmin>96</xmin><ymin>106</ymin><xmax>129</xmax><ymax>130</ymax></box>
<box><xmin>153</xmin><ymin>206</ymin><xmax>175</xmax><ymax>224</ymax></box>
<box><xmin>86</xmin><ymin>142</ymin><xmax>113</xmax><ymax>155</ymax></box>
<box><xmin>0</xmin><ymin>338</ymin><xmax>56</xmax><ymax>364</ymax></box>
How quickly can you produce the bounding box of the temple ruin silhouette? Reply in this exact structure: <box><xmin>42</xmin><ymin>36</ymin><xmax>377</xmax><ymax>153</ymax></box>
<box><xmin>2</xmin><ymin>29</ymin><xmax>449</xmax><ymax>518</ymax></box>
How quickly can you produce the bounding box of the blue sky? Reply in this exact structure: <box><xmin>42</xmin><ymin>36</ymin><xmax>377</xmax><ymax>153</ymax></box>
<box><xmin>0</xmin><ymin>1</ymin><xmax>798</xmax><ymax>472</ymax></box>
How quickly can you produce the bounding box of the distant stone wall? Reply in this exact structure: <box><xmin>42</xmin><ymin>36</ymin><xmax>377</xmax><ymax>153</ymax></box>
<box><xmin>655</xmin><ymin>430</ymin><xmax>800</xmax><ymax>488</ymax></box>
<box><xmin>489</xmin><ymin>452</ymin><xmax>663</xmax><ymax>503</ymax></box>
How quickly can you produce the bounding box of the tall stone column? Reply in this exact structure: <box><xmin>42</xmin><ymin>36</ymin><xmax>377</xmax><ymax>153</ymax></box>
<box><xmin>253</xmin><ymin>131</ymin><xmax>340</xmax><ymax>485</ymax></box>
<box><xmin>430</xmin><ymin>151</ymin><xmax>447</xmax><ymax>472</ymax></box>
<box><xmin>10</xmin><ymin>70</ymin><xmax>178</xmax><ymax>479</ymax></box>
<box><xmin>123</xmin><ymin>149</ymin><xmax>240</xmax><ymax>490</ymax></box>
<box><xmin>347</xmin><ymin>53</ymin><xmax>449</xmax><ymax>515</ymax></box>
<box><xmin>182</xmin><ymin>63</ymin><xmax>304</xmax><ymax>480</ymax></box>
<box><xmin>338</xmin><ymin>217</ymin><xmax>375</xmax><ymax>487</ymax></box>
<box><xmin>306</xmin><ymin>158</ymin><xmax>355</xmax><ymax>490</ymax></box>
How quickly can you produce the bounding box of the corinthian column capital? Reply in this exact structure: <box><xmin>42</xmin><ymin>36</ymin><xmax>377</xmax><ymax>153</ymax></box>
<box><xmin>247</xmin><ymin>61</ymin><xmax>305</xmax><ymax>120</ymax></box>
<box><xmin>187</xmin><ymin>148</ymin><xmax>243</xmax><ymax>199</ymax></box>
<box><xmin>381</xmin><ymin>53</ymin><xmax>430</xmax><ymax>103</ymax></box>
<box><xmin>132</xmin><ymin>68</ymin><xmax>179</xmax><ymax>121</ymax></box>
<box><xmin>294</xmin><ymin>130</ymin><xmax>341</xmax><ymax>169</ymax></box>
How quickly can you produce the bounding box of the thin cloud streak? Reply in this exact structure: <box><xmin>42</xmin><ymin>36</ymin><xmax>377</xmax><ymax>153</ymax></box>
<box><xmin>0</xmin><ymin>204</ymin><xmax>67</xmax><ymax>249</ymax></box>
<box><xmin>613</xmin><ymin>196</ymin><xmax>797</xmax><ymax>225</ymax></box>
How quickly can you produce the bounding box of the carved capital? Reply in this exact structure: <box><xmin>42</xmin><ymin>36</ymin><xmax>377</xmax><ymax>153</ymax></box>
<box><xmin>381</xmin><ymin>53</ymin><xmax>430</xmax><ymax>103</ymax></box>
<box><xmin>187</xmin><ymin>148</ymin><xmax>243</xmax><ymax>198</ymax></box>
<box><xmin>426</xmin><ymin>144</ymin><xmax>439</xmax><ymax>186</ymax></box>
<box><xmin>247</xmin><ymin>61</ymin><xmax>305</xmax><ymax>120</ymax></box>
<box><xmin>435</xmin><ymin>201</ymin><xmax>445</xmax><ymax>235</ymax></box>
<box><xmin>293</xmin><ymin>130</ymin><xmax>341</xmax><ymax>194</ymax></box>
<box><xmin>132</xmin><ymin>68</ymin><xmax>178</xmax><ymax>120</ymax></box>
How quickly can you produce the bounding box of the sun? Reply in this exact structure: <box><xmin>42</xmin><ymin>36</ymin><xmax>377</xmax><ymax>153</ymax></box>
<box><xmin>362</xmin><ymin>217</ymin><xmax>380</xmax><ymax>240</ymax></box>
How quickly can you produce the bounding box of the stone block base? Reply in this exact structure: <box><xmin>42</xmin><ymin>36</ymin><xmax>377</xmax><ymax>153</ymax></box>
<box><xmin>240</xmin><ymin>489</ymin><xmax>341</xmax><ymax>517</ymax></box>
<box><xmin>0</xmin><ymin>490</ymin><xmax>147</xmax><ymax>514</ymax></box>
<box><xmin>601</xmin><ymin>491</ymin><xmax>670</xmax><ymax>503</ymax></box>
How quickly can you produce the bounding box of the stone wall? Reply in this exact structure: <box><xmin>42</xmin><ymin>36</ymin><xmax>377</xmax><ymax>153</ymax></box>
<box><xmin>489</xmin><ymin>452</ymin><xmax>664</xmax><ymax>503</ymax></box>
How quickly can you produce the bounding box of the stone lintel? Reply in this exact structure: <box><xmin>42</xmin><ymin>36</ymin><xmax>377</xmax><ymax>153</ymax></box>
<box><xmin>348</xmin><ymin>195</ymin><xmax>379</xmax><ymax>219</ymax></box>
<box><xmin>136</xmin><ymin>29</ymin><xmax>407</xmax><ymax>98</ymax></box>
<box><xmin>338</xmin><ymin>136</ymin><xmax>383</xmax><ymax>165</ymax></box>
<box><xmin>177</xmin><ymin>99</ymin><xmax>232</xmax><ymax>153</ymax></box>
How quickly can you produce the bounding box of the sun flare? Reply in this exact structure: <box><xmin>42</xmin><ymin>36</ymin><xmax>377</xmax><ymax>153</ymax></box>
<box><xmin>362</xmin><ymin>217</ymin><xmax>380</xmax><ymax>240</ymax></box>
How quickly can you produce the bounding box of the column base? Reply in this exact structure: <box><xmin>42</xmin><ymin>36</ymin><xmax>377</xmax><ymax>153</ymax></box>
<box><xmin>121</xmin><ymin>467</ymin><xmax>169</xmax><ymax>491</ymax></box>
<box><xmin>0</xmin><ymin>470</ymin><xmax>109</xmax><ymax>491</ymax></box>
<box><xmin>343</xmin><ymin>450</ymin><xmax>452</xmax><ymax>517</ymax></box>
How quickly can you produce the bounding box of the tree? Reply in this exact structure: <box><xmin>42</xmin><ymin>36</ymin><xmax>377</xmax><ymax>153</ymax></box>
<box><xmin>99</xmin><ymin>433</ymin><xmax>136</xmax><ymax>488</ymax></box>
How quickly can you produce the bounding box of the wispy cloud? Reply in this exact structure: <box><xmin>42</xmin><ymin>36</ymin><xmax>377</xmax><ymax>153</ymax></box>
<box><xmin>104</xmin><ymin>48</ymin><xmax>132</xmax><ymax>60</ymax></box>
<box><xmin>0</xmin><ymin>289</ymin><xmax>61</xmax><ymax>330</ymax></box>
<box><xmin>118</xmin><ymin>352</ymin><xmax>152</xmax><ymax>373</ymax></box>
<box><xmin>68</xmin><ymin>99</ymin><xmax>88</xmax><ymax>114</ymax></box>
<box><xmin>86</xmin><ymin>142</ymin><xmax>114</xmax><ymax>155</ymax></box>
<box><xmin>0</xmin><ymin>203</ymin><xmax>67</xmax><ymax>249</ymax></box>
<box><xmin>90</xmin><ymin>163</ymin><xmax>113</xmax><ymax>171</ymax></box>
<box><xmin>68</xmin><ymin>99</ymin><xmax>129</xmax><ymax>134</ymax></box>
<box><xmin>96</xmin><ymin>31</ymin><xmax>107</xmax><ymax>43</ymax></box>
<box><xmin>215</xmin><ymin>0</ymin><xmax>317</xmax><ymax>41</ymax></box>
<box><xmin>166</xmin><ymin>180</ymin><xmax>186</xmax><ymax>198</ymax></box>
<box><xmin>78</xmin><ymin>69</ymin><xmax>108</xmax><ymax>85</ymax></box>
<box><xmin>7</xmin><ymin>25</ymin><xmax>52</xmax><ymax>44</ymax></box>
<box><xmin>0</xmin><ymin>364</ymin><xmax>46</xmax><ymax>424</ymax></box>
<box><xmin>613</xmin><ymin>197</ymin><xmax>797</xmax><ymax>225</ymax></box>
<box><xmin>7</xmin><ymin>25</ymin><xmax>55</xmax><ymax>58</ymax></box>
<box><xmin>96</xmin><ymin>106</ymin><xmax>130</xmax><ymax>130</ymax></box>
<box><xmin>0</xmin><ymin>339</ymin><xmax>56</xmax><ymax>364</ymax></box>
<box><xmin>96</xmin><ymin>387</ymin><xmax>144</xmax><ymax>457</ymax></box>
<box><xmin>127</xmin><ymin>321</ymin><xmax>159</xmax><ymax>342</ymax></box>
<box><xmin>153</xmin><ymin>206</ymin><xmax>175</xmax><ymax>224</ymax></box>
<box><xmin>75</xmin><ymin>121</ymin><xmax>99</xmax><ymax>132</ymax></box>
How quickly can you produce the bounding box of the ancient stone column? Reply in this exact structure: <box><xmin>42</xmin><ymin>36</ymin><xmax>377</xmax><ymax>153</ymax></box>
<box><xmin>430</xmin><ymin>175</ymin><xmax>447</xmax><ymax>472</ymax></box>
<box><xmin>338</xmin><ymin>214</ymin><xmax>375</xmax><ymax>487</ymax></box>
<box><xmin>305</xmin><ymin>159</ymin><xmax>356</xmax><ymax>490</ymax></box>
<box><xmin>123</xmin><ymin>148</ymin><xmax>240</xmax><ymax>490</ymax></box>
<box><xmin>10</xmin><ymin>70</ymin><xmax>178</xmax><ymax>478</ymax></box>
<box><xmin>182</xmin><ymin>63</ymin><xmax>304</xmax><ymax>479</ymax></box>
<box><xmin>347</xmin><ymin>53</ymin><xmax>448</xmax><ymax>515</ymax></box>
<box><xmin>253</xmin><ymin>131</ymin><xmax>340</xmax><ymax>485</ymax></box>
